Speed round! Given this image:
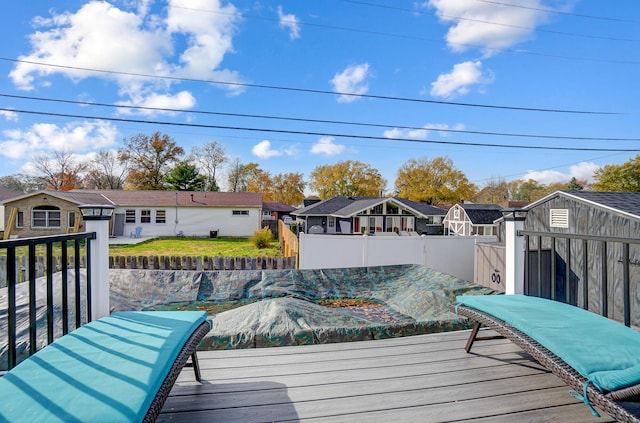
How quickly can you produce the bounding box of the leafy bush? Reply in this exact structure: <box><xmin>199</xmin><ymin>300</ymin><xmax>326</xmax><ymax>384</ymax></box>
<box><xmin>250</xmin><ymin>228</ymin><xmax>273</xmax><ymax>249</ymax></box>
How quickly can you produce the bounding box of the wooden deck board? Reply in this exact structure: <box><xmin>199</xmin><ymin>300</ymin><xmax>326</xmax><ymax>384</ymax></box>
<box><xmin>159</xmin><ymin>329</ymin><xmax>615</xmax><ymax>422</ymax></box>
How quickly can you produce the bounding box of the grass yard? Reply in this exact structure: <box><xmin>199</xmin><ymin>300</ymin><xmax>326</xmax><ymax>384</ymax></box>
<box><xmin>2</xmin><ymin>237</ymin><xmax>281</xmax><ymax>258</ymax></box>
<box><xmin>109</xmin><ymin>237</ymin><xmax>282</xmax><ymax>257</ymax></box>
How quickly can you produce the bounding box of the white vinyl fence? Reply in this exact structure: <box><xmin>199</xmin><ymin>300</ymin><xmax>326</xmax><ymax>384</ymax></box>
<box><xmin>298</xmin><ymin>233</ymin><xmax>497</xmax><ymax>282</ymax></box>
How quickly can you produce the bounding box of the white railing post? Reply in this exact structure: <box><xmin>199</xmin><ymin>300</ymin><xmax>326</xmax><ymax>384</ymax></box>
<box><xmin>79</xmin><ymin>205</ymin><xmax>114</xmax><ymax>320</ymax></box>
<box><xmin>502</xmin><ymin>208</ymin><xmax>528</xmax><ymax>295</ymax></box>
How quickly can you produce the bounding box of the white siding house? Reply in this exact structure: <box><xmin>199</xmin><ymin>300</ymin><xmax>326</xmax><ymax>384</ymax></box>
<box><xmin>2</xmin><ymin>190</ymin><xmax>263</xmax><ymax>238</ymax></box>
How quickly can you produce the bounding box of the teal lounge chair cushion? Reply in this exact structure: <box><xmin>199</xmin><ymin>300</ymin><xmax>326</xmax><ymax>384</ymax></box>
<box><xmin>456</xmin><ymin>294</ymin><xmax>640</xmax><ymax>393</ymax></box>
<box><xmin>0</xmin><ymin>311</ymin><xmax>208</xmax><ymax>423</ymax></box>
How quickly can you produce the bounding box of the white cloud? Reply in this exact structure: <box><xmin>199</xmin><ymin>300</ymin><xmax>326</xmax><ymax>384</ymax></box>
<box><xmin>311</xmin><ymin>137</ymin><xmax>345</xmax><ymax>156</ymax></box>
<box><xmin>330</xmin><ymin>63</ymin><xmax>371</xmax><ymax>103</ymax></box>
<box><xmin>277</xmin><ymin>6</ymin><xmax>301</xmax><ymax>40</ymax></box>
<box><xmin>430</xmin><ymin>60</ymin><xmax>493</xmax><ymax>98</ymax></box>
<box><xmin>252</xmin><ymin>140</ymin><xmax>283</xmax><ymax>159</ymax></box>
<box><xmin>0</xmin><ymin>120</ymin><xmax>118</xmax><ymax>160</ymax></box>
<box><xmin>383</xmin><ymin>123</ymin><xmax>465</xmax><ymax>139</ymax></box>
<box><xmin>523</xmin><ymin>162</ymin><xmax>600</xmax><ymax>184</ymax></box>
<box><xmin>10</xmin><ymin>0</ymin><xmax>243</xmax><ymax>109</ymax></box>
<box><xmin>115</xmin><ymin>91</ymin><xmax>197</xmax><ymax>115</ymax></box>
<box><xmin>426</xmin><ymin>0</ymin><xmax>549</xmax><ymax>57</ymax></box>
<box><xmin>0</xmin><ymin>110</ymin><xmax>19</xmax><ymax>122</ymax></box>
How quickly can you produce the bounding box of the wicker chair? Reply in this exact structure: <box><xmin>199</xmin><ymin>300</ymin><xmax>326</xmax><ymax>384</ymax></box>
<box><xmin>455</xmin><ymin>296</ymin><xmax>640</xmax><ymax>423</ymax></box>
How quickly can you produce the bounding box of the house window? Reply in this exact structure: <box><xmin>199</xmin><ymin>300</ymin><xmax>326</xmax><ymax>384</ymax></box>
<box><xmin>386</xmin><ymin>216</ymin><xmax>400</xmax><ymax>232</ymax></box>
<box><xmin>232</xmin><ymin>210</ymin><xmax>249</xmax><ymax>216</ymax></box>
<box><xmin>453</xmin><ymin>208</ymin><xmax>460</xmax><ymax>220</ymax></box>
<box><xmin>16</xmin><ymin>211</ymin><xmax>24</xmax><ymax>228</ymax></box>
<box><xmin>370</xmin><ymin>204</ymin><xmax>383</xmax><ymax>214</ymax></box>
<box><xmin>401</xmin><ymin>216</ymin><xmax>414</xmax><ymax>231</ymax></box>
<box><xmin>550</xmin><ymin>209</ymin><xmax>569</xmax><ymax>228</ymax></box>
<box><xmin>386</xmin><ymin>204</ymin><xmax>398</xmax><ymax>214</ymax></box>
<box><xmin>68</xmin><ymin>212</ymin><xmax>77</xmax><ymax>228</ymax></box>
<box><xmin>140</xmin><ymin>209</ymin><xmax>151</xmax><ymax>223</ymax></box>
<box><xmin>328</xmin><ymin>217</ymin><xmax>335</xmax><ymax>228</ymax></box>
<box><xmin>125</xmin><ymin>209</ymin><xmax>136</xmax><ymax>223</ymax></box>
<box><xmin>156</xmin><ymin>210</ymin><xmax>166</xmax><ymax>224</ymax></box>
<box><xmin>32</xmin><ymin>206</ymin><xmax>61</xmax><ymax>228</ymax></box>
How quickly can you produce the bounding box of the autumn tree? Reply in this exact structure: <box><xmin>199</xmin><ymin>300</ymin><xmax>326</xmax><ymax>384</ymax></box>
<box><xmin>473</xmin><ymin>178</ymin><xmax>519</xmax><ymax>203</ymax></box>
<box><xmin>592</xmin><ymin>155</ymin><xmax>640</xmax><ymax>192</ymax></box>
<box><xmin>226</xmin><ymin>159</ymin><xmax>261</xmax><ymax>192</ymax></box>
<box><xmin>165</xmin><ymin>161</ymin><xmax>207</xmax><ymax>191</ymax></box>
<box><xmin>191</xmin><ymin>141</ymin><xmax>228</xmax><ymax>191</ymax></box>
<box><xmin>31</xmin><ymin>150</ymin><xmax>87</xmax><ymax>191</ymax></box>
<box><xmin>118</xmin><ymin>132</ymin><xmax>184</xmax><ymax>190</ymax></box>
<box><xmin>84</xmin><ymin>150</ymin><xmax>128</xmax><ymax>189</ymax></box>
<box><xmin>271</xmin><ymin>172</ymin><xmax>305</xmax><ymax>205</ymax></box>
<box><xmin>245</xmin><ymin>168</ymin><xmax>272</xmax><ymax>195</ymax></box>
<box><xmin>309</xmin><ymin>160</ymin><xmax>386</xmax><ymax>200</ymax></box>
<box><xmin>394</xmin><ymin>156</ymin><xmax>476</xmax><ymax>205</ymax></box>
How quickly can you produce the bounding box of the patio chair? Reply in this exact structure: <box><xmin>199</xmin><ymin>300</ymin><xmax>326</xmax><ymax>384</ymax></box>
<box><xmin>0</xmin><ymin>311</ymin><xmax>211</xmax><ymax>422</ymax></box>
<box><xmin>130</xmin><ymin>226</ymin><xmax>143</xmax><ymax>238</ymax></box>
<box><xmin>454</xmin><ymin>294</ymin><xmax>640</xmax><ymax>423</ymax></box>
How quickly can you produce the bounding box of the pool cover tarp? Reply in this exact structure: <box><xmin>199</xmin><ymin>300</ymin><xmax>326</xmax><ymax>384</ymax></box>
<box><xmin>1</xmin><ymin>265</ymin><xmax>495</xmax><ymax>367</ymax></box>
<box><xmin>111</xmin><ymin>264</ymin><xmax>495</xmax><ymax>349</ymax></box>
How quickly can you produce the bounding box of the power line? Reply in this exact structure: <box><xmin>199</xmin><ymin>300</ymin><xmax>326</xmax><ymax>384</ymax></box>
<box><xmin>343</xmin><ymin>0</ymin><xmax>640</xmax><ymax>43</ymax></box>
<box><xmin>0</xmin><ymin>58</ymin><xmax>622</xmax><ymax>115</ymax></box>
<box><xmin>473</xmin><ymin>0</ymin><xmax>640</xmax><ymax>24</ymax></box>
<box><xmin>3</xmin><ymin>107</ymin><xmax>638</xmax><ymax>153</ymax></box>
<box><xmin>141</xmin><ymin>0</ymin><xmax>640</xmax><ymax>65</ymax></box>
<box><xmin>2</xmin><ymin>93</ymin><xmax>638</xmax><ymax>142</ymax></box>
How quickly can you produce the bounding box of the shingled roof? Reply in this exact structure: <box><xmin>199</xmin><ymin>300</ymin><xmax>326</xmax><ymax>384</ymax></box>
<box><xmin>3</xmin><ymin>190</ymin><xmax>263</xmax><ymax>208</ymax></box>
<box><xmin>458</xmin><ymin>203</ymin><xmax>504</xmax><ymax>224</ymax></box>
<box><xmin>293</xmin><ymin>196</ymin><xmax>445</xmax><ymax>218</ymax></box>
<box><xmin>527</xmin><ymin>191</ymin><xmax>640</xmax><ymax>220</ymax></box>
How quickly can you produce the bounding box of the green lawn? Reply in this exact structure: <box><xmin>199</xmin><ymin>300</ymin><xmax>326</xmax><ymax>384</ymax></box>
<box><xmin>4</xmin><ymin>237</ymin><xmax>281</xmax><ymax>258</ymax></box>
<box><xmin>109</xmin><ymin>237</ymin><xmax>281</xmax><ymax>257</ymax></box>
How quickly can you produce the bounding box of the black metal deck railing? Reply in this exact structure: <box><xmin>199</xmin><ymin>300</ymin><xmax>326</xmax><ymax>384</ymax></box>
<box><xmin>521</xmin><ymin>230</ymin><xmax>638</xmax><ymax>327</ymax></box>
<box><xmin>1</xmin><ymin>232</ymin><xmax>96</xmax><ymax>370</ymax></box>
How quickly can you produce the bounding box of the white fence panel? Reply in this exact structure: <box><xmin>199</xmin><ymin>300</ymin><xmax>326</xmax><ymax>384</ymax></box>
<box><xmin>299</xmin><ymin>233</ymin><xmax>497</xmax><ymax>282</ymax></box>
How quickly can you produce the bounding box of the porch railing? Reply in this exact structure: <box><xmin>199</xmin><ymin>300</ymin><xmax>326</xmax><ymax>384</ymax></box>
<box><xmin>1</xmin><ymin>232</ymin><xmax>96</xmax><ymax>370</ymax></box>
<box><xmin>521</xmin><ymin>230</ymin><xmax>639</xmax><ymax>327</ymax></box>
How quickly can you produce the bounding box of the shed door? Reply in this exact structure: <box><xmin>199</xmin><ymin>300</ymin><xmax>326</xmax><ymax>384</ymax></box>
<box><xmin>113</xmin><ymin>213</ymin><xmax>125</xmax><ymax>236</ymax></box>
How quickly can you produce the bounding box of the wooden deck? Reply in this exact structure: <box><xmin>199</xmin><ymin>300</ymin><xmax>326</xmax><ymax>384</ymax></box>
<box><xmin>160</xmin><ymin>329</ymin><xmax>615</xmax><ymax>422</ymax></box>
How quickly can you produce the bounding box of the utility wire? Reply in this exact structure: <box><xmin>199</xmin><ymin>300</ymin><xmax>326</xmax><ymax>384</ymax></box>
<box><xmin>2</xmin><ymin>93</ymin><xmax>638</xmax><ymax>142</ymax></box>
<box><xmin>473</xmin><ymin>0</ymin><xmax>640</xmax><ymax>24</ymax></box>
<box><xmin>3</xmin><ymin>107</ymin><xmax>638</xmax><ymax>153</ymax></box>
<box><xmin>124</xmin><ymin>1</ymin><xmax>640</xmax><ymax>65</ymax></box>
<box><xmin>343</xmin><ymin>0</ymin><xmax>640</xmax><ymax>43</ymax></box>
<box><xmin>0</xmin><ymin>58</ymin><xmax>621</xmax><ymax>115</ymax></box>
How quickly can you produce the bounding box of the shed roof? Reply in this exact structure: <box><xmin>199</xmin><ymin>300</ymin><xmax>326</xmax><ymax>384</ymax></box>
<box><xmin>526</xmin><ymin>191</ymin><xmax>640</xmax><ymax>220</ymax></box>
<box><xmin>456</xmin><ymin>203</ymin><xmax>503</xmax><ymax>224</ymax></box>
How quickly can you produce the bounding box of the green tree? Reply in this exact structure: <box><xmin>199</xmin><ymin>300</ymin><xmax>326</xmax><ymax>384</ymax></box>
<box><xmin>165</xmin><ymin>161</ymin><xmax>207</xmax><ymax>191</ymax></box>
<box><xmin>394</xmin><ymin>156</ymin><xmax>476</xmax><ymax>204</ymax></box>
<box><xmin>513</xmin><ymin>179</ymin><xmax>547</xmax><ymax>202</ymax></box>
<box><xmin>309</xmin><ymin>160</ymin><xmax>386</xmax><ymax>200</ymax></box>
<box><xmin>566</xmin><ymin>177</ymin><xmax>584</xmax><ymax>191</ymax></box>
<box><xmin>592</xmin><ymin>155</ymin><xmax>640</xmax><ymax>192</ymax></box>
<box><xmin>119</xmin><ymin>132</ymin><xmax>184</xmax><ymax>190</ymax></box>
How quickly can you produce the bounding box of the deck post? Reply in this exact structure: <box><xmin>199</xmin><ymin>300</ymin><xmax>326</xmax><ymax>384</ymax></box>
<box><xmin>502</xmin><ymin>209</ymin><xmax>528</xmax><ymax>295</ymax></box>
<box><xmin>80</xmin><ymin>204</ymin><xmax>114</xmax><ymax>320</ymax></box>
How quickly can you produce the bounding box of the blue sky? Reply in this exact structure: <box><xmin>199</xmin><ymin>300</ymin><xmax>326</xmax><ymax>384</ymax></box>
<box><xmin>0</xmin><ymin>1</ymin><xmax>638</xmax><ymax>194</ymax></box>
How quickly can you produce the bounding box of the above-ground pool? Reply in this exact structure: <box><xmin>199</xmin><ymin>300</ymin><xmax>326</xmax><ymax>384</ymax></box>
<box><xmin>110</xmin><ymin>264</ymin><xmax>495</xmax><ymax>349</ymax></box>
<box><xmin>1</xmin><ymin>265</ymin><xmax>495</xmax><ymax>368</ymax></box>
